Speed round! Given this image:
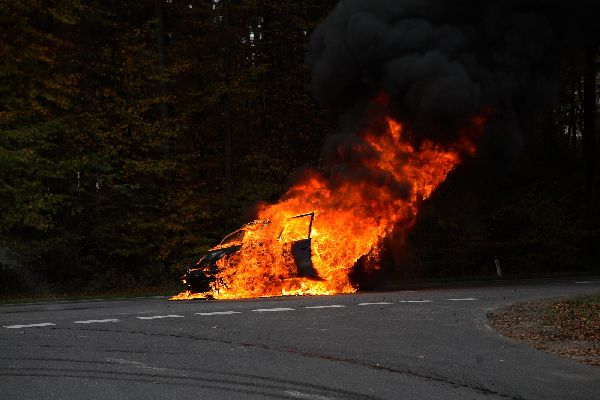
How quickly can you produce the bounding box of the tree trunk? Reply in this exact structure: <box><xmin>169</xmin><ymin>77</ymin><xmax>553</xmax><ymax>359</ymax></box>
<box><xmin>568</xmin><ymin>83</ymin><xmax>577</xmax><ymax>154</ymax></box>
<box><xmin>222</xmin><ymin>0</ymin><xmax>233</xmax><ymax>224</ymax></box>
<box><xmin>545</xmin><ymin>110</ymin><xmax>557</xmax><ymax>166</ymax></box>
<box><xmin>583</xmin><ymin>41</ymin><xmax>597</xmax><ymax>195</ymax></box>
<box><xmin>155</xmin><ymin>0</ymin><xmax>169</xmax><ymax>127</ymax></box>
<box><xmin>155</xmin><ymin>0</ymin><xmax>173</xmax><ymax>188</ymax></box>
<box><xmin>583</xmin><ymin>39</ymin><xmax>598</xmax><ymax>260</ymax></box>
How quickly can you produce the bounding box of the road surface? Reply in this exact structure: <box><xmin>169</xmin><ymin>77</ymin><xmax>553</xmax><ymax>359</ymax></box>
<box><xmin>1</xmin><ymin>280</ymin><xmax>599</xmax><ymax>399</ymax></box>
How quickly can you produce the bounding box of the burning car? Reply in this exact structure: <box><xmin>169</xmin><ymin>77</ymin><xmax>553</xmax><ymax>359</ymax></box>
<box><xmin>170</xmin><ymin>114</ymin><xmax>484</xmax><ymax>301</ymax></box>
<box><xmin>183</xmin><ymin>212</ymin><xmax>318</xmax><ymax>295</ymax></box>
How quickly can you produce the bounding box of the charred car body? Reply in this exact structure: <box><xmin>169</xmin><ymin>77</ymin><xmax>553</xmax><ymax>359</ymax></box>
<box><xmin>183</xmin><ymin>212</ymin><xmax>318</xmax><ymax>294</ymax></box>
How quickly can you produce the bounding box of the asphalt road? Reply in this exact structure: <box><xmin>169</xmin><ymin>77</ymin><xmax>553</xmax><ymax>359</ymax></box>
<box><xmin>1</xmin><ymin>280</ymin><xmax>599</xmax><ymax>400</ymax></box>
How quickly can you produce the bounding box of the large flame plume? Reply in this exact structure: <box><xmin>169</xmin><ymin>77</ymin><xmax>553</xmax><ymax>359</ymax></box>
<box><xmin>172</xmin><ymin>101</ymin><xmax>486</xmax><ymax>300</ymax></box>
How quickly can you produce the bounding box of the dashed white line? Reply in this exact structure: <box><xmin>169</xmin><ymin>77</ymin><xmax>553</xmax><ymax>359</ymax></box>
<box><xmin>574</xmin><ymin>281</ymin><xmax>596</xmax><ymax>284</ymax></box>
<box><xmin>446</xmin><ymin>298</ymin><xmax>478</xmax><ymax>301</ymax></box>
<box><xmin>305</xmin><ymin>305</ymin><xmax>346</xmax><ymax>309</ymax></box>
<box><xmin>284</xmin><ymin>390</ymin><xmax>335</xmax><ymax>400</ymax></box>
<box><xmin>136</xmin><ymin>315</ymin><xmax>184</xmax><ymax>320</ymax></box>
<box><xmin>196</xmin><ymin>311</ymin><xmax>241</xmax><ymax>316</ymax></box>
<box><xmin>2</xmin><ymin>296</ymin><xmax>479</xmax><ymax>329</ymax></box>
<box><xmin>74</xmin><ymin>319</ymin><xmax>120</xmax><ymax>324</ymax></box>
<box><xmin>400</xmin><ymin>300</ymin><xmax>433</xmax><ymax>303</ymax></box>
<box><xmin>4</xmin><ymin>323</ymin><xmax>56</xmax><ymax>329</ymax></box>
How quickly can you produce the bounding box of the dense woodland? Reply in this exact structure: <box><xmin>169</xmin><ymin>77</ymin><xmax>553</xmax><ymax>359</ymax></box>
<box><xmin>0</xmin><ymin>1</ymin><xmax>598</xmax><ymax>295</ymax></box>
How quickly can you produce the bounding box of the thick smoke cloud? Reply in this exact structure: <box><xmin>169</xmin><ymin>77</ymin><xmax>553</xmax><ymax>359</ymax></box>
<box><xmin>308</xmin><ymin>0</ymin><xmax>599</xmax><ymax>147</ymax></box>
<box><xmin>301</xmin><ymin>0</ymin><xmax>598</xmax><ymax>280</ymax></box>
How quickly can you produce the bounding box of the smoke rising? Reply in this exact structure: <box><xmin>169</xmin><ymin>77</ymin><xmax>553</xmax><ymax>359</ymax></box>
<box><xmin>308</xmin><ymin>0</ymin><xmax>598</xmax><ymax>147</ymax></box>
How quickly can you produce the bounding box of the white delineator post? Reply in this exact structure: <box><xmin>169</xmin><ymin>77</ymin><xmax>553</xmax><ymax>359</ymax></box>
<box><xmin>495</xmin><ymin>257</ymin><xmax>503</xmax><ymax>278</ymax></box>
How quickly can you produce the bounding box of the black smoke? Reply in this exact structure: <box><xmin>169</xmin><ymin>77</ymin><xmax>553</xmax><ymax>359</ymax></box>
<box><xmin>304</xmin><ymin>0</ymin><xmax>599</xmax><ymax>285</ymax></box>
<box><xmin>308</xmin><ymin>0</ymin><xmax>599</xmax><ymax>149</ymax></box>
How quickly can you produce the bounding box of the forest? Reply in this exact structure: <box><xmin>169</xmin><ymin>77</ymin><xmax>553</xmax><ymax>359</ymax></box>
<box><xmin>0</xmin><ymin>0</ymin><xmax>598</xmax><ymax>295</ymax></box>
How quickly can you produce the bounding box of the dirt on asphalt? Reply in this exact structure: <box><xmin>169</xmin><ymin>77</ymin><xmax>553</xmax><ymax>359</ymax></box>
<box><xmin>488</xmin><ymin>295</ymin><xmax>600</xmax><ymax>366</ymax></box>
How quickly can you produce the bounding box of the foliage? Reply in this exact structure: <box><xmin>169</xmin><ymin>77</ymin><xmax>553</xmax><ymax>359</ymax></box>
<box><xmin>0</xmin><ymin>1</ymin><xmax>597</xmax><ymax>294</ymax></box>
<box><xmin>0</xmin><ymin>1</ymin><xmax>334</xmax><ymax>293</ymax></box>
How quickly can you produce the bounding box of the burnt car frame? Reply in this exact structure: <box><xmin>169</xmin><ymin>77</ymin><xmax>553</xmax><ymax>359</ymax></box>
<box><xmin>183</xmin><ymin>212</ymin><xmax>318</xmax><ymax>294</ymax></box>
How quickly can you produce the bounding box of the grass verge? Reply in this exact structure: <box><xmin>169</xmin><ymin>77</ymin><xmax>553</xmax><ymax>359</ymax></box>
<box><xmin>487</xmin><ymin>294</ymin><xmax>600</xmax><ymax>366</ymax></box>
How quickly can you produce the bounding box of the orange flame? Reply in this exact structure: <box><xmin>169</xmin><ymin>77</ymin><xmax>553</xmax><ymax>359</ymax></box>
<box><xmin>172</xmin><ymin>112</ymin><xmax>485</xmax><ymax>300</ymax></box>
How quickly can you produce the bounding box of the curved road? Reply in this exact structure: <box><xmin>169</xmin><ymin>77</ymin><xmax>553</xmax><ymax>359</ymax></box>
<box><xmin>1</xmin><ymin>280</ymin><xmax>599</xmax><ymax>399</ymax></box>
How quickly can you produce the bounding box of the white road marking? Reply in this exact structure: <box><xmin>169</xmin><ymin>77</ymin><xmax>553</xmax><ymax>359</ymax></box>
<box><xmin>4</xmin><ymin>323</ymin><xmax>55</xmax><ymax>329</ymax></box>
<box><xmin>400</xmin><ymin>300</ymin><xmax>433</xmax><ymax>303</ymax></box>
<box><xmin>284</xmin><ymin>390</ymin><xmax>335</xmax><ymax>400</ymax></box>
<box><xmin>196</xmin><ymin>311</ymin><xmax>241</xmax><ymax>316</ymax></box>
<box><xmin>446</xmin><ymin>298</ymin><xmax>478</xmax><ymax>301</ymax></box>
<box><xmin>74</xmin><ymin>319</ymin><xmax>120</xmax><ymax>324</ymax></box>
<box><xmin>575</xmin><ymin>281</ymin><xmax>596</xmax><ymax>284</ymax></box>
<box><xmin>305</xmin><ymin>305</ymin><xmax>346</xmax><ymax>309</ymax></box>
<box><xmin>358</xmin><ymin>302</ymin><xmax>393</xmax><ymax>306</ymax></box>
<box><xmin>252</xmin><ymin>308</ymin><xmax>295</xmax><ymax>312</ymax></box>
<box><xmin>136</xmin><ymin>315</ymin><xmax>184</xmax><ymax>320</ymax></box>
